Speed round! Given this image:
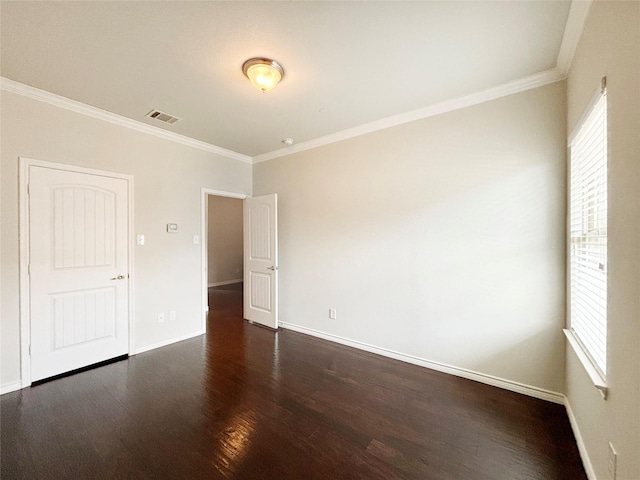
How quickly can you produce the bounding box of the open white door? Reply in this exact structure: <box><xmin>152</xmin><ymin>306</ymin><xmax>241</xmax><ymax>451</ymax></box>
<box><xmin>28</xmin><ymin>165</ymin><xmax>130</xmax><ymax>382</ymax></box>
<box><xmin>243</xmin><ymin>194</ymin><xmax>278</xmax><ymax>329</ymax></box>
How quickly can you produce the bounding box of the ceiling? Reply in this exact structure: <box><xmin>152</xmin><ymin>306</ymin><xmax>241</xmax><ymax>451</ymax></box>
<box><xmin>1</xmin><ymin>1</ymin><xmax>572</xmax><ymax>158</ymax></box>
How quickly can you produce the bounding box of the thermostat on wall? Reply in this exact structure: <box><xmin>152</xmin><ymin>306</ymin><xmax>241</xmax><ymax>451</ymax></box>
<box><xmin>167</xmin><ymin>223</ymin><xmax>178</xmax><ymax>233</ymax></box>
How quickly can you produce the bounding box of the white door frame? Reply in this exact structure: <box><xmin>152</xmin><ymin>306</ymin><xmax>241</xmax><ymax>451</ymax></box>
<box><xmin>18</xmin><ymin>157</ymin><xmax>135</xmax><ymax>387</ymax></box>
<box><xmin>200</xmin><ymin>188</ymin><xmax>248</xmax><ymax>333</ymax></box>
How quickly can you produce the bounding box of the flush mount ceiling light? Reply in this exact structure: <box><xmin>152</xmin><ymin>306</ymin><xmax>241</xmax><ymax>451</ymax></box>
<box><xmin>242</xmin><ymin>57</ymin><xmax>284</xmax><ymax>93</ymax></box>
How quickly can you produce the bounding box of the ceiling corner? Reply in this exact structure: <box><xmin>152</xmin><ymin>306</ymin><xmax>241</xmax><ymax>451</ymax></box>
<box><xmin>556</xmin><ymin>0</ymin><xmax>594</xmax><ymax>76</ymax></box>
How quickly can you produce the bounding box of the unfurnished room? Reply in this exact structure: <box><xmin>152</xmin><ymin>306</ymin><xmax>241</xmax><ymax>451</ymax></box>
<box><xmin>1</xmin><ymin>1</ymin><xmax>639</xmax><ymax>479</ymax></box>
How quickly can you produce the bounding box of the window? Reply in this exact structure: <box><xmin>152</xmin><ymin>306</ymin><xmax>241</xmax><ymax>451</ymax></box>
<box><xmin>568</xmin><ymin>80</ymin><xmax>608</xmax><ymax>381</ymax></box>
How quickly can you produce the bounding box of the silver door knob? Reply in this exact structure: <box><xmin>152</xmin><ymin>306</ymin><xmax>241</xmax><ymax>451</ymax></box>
<box><xmin>267</xmin><ymin>266</ymin><xmax>278</xmax><ymax>271</ymax></box>
<box><xmin>110</xmin><ymin>274</ymin><xmax>126</xmax><ymax>280</ymax></box>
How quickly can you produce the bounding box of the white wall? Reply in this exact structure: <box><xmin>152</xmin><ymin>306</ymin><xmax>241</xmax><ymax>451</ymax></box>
<box><xmin>253</xmin><ymin>82</ymin><xmax>567</xmax><ymax>394</ymax></box>
<box><xmin>565</xmin><ymin>1</ymin><xmax>640</xmax><ymax>479</ymax></box>
<box><xmin>207</xmin><ymin>195</ymin><xmax>243</xmax><ymax>286</ymax></box>
<box><xmin>0</xmin><ymin>90</ymin><xmax>251</xmax><ymax>388</ymax></box>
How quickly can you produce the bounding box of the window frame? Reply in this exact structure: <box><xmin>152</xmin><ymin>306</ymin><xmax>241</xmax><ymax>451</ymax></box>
<box><xmin>564</xmin><ymin>78</ymin><xmax>609</xmax><ymax>399</ymax></box>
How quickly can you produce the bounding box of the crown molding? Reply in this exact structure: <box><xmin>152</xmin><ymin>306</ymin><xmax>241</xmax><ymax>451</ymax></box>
<box><xmin>2</xmin><ymin>2</ymin><xmax>587</xmax><ymax>167</ymax></box>
<box><xmin>0</xmin><ymin>77</ymin><xmax>252</xmax><ymax>164</ymax></box>
<box><xmin>556</xmin><ymin>0</ymin><xmax>593</xmax><ymax>77</ymax></box>
<box><xmin>254</xmin><ymin>0</ymin><xmax>590</xmax><ymax>165</ymax></box>
<box><xmin>252</xmin><ymin>68</ymin><xmax>565</xmax><ymax>164</ymax></box>
<box><xmin>3</xmin><ymin>56</ymin><xmax>575</xmax><ymax>168</ymax></box>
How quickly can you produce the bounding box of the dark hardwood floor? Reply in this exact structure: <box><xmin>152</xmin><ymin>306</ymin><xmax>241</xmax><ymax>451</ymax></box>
<box><xmin>1</xmin><ymin>283</ymin><xmax>586</xmax><ymax>479</ymax></box>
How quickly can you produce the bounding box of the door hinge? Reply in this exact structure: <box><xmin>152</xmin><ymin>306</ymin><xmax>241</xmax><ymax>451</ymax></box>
<box><xmin>28</xmin><ymin>344</ymin><xmax>31</xmax><ymax>356</ymax></box>
<box><xmin>27</xmin><ymin>183</ymin><xmax>30</xmax><ymax>196</ymax></box>
<box><xmin>27</xmin><ymin>264</ymin><xmax>31</xmax><ymax>275</ymax></box>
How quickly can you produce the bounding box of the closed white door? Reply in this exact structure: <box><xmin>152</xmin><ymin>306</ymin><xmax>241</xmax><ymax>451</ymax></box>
<box><xmin>28</xmin><ymin>165</ymin><xmax>130</xmax><ymax>382</ymax></box>
<box><xmin>243</xmin><ymin>194</ymin><xmax>278</xmax><ymax>329</ymax></box>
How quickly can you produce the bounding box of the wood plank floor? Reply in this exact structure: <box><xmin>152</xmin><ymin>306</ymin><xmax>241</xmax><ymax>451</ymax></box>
<box><xmin>1</xmin><ymin>283</ymin><xmax>586</xmax><ymax>479</ymax></box>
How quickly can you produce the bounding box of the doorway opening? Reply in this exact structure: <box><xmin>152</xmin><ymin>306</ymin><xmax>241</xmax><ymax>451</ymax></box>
<box><xmin>200</xmin><ymin>189</ymin><xmax>278</xmax><ymax>333</ymax></box>
<box><xmin>201</xmin><ymin>190</ymin><xmax>247</xmax><ymax>333</ymax></box>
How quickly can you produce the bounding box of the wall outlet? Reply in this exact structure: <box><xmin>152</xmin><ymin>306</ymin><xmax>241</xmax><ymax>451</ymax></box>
<box><xmin>608</xmin><ymin>442</ymin><xmax>617</xmax><ymax>479</ymax></box>
<box><xmin>329</xmin><ymin>308</ymin><xmax>337</xmax><ymax>319</ymax></box>
<box><xmin>158</xmin><ymin>312</ymin><xmax>165</xmax><ymax>323</ymax></box>
<box><xmin>169</xmin><ymin>310</ymin><xmax>176</xmax><ymax>321</ymax></box>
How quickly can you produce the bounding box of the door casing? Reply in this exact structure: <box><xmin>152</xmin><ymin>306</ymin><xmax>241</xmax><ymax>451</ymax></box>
<box><xmin>19</xmin><ymin>157</ymin><xmax>134</xmax><ymax>387</ymax></box>
<box><xmin>200</xmin><ymin>188</ymin><xmax>248</xmax><ymax>333</ymax></box>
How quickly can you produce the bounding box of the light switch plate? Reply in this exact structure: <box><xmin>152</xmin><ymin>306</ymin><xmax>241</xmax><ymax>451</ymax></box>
<box><xmin>193</xmin><ymin>235</ymin><xmax>199</xmax><ymax>245</ymax></box>
<box><xmin>137</xmin><ymin>234</ymin><xmax>145</xmax><ymax>245</ymax></box>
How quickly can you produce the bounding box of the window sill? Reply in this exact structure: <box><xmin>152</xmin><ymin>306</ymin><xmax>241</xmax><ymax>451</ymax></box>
<box><xmin>563</xmin><ymin>329</ymin><xmax>608</xmax><ymax>400</ymax></box>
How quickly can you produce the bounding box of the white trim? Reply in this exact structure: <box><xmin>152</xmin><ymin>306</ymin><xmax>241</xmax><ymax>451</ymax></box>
<box><xmin>0</xmin><ymin>382</ymin><xmax>25</xmax><ymax>395</ymax></box>
<box><xmin>134</xmin><ymin>330</ymin><xmax>203</xmax><ymax>355</ymax></box>
<box><xmin>252</xmin><ymin>68</ymin><xmax>565</xmax><ymax>163</ymax></box>
<box><xmin>556</xmin><ymin>0</ymin><xmax>594</xmax><ymax>76</ymax></box>
<box><xmin>19</xmin><ymin>160</ymin><xmax>31</xmax><ymax>386</ymax></box>
<box><xmin>127</xmin><ymin>174</ymin><xmax>136</xmax><ymax>356</ymax></box>
<box><xmin>564</xmin><ymin>396</ymin><xmax>598</xmax><ymax>480</ymax></box>
<box><xmin>2</xmin><ymin>4</ymin><xmax>587</xmax><ymax>169</ymax></box>
<box><xmin>2</xmin><ymin>67</ymin><xmax>567</xmax><ymax>167</ymax></box>
<box><xmin>0</xmin><ymin>77</ymin><xmax>252</xmax><ymax>164</ymax></box>
<box><xmin>564</xmin><ymin>329</ymin><xmax>608</xmax><ymax>399</ymax></box>
<box><xmin>208</xmin><ymin>279</ymin><xmax>243</xmax><ymax>288</ymax></box>
<box><xmin>568</xmin><ymin>84</ymin><xmax>605</xmax><ymax>146</ymax></box>
<box><xmin>18</xmin><ymin>157</ymin><xmax>135</xmax><ymax>388</ymax></box>
<box><xmin>279</xmin><ymin>321</ymin><xmax>564</xmax><ymax>404</ymax></box>
<box><xmin>200</xmin><ymin>188</ymin><xmax>248</xmax><ymax>333</ymax></box>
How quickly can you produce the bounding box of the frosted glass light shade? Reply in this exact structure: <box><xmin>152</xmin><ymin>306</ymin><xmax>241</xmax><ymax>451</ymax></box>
<box><xmin>242</xmin><ymin>58</ymin><xmax>284</xmax><ymax>93</ymax></box>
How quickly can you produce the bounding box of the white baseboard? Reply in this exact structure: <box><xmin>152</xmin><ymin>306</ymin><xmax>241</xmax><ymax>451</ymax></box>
<box><xmin>564</xmin><ymin>396</ymin><xmax>598</xmax><ymax>480</ymax></box>
<box><xmin>134</xmin><ymin>330</ymin><xmax>204</xmax><ymax>355</ymax></box>
<box><xmin>1</xmin><ymin>381</ymin><xmax>25</xmax><ymax>395</ymax></box>
<box><xmin>208</xmin><ymin>279</ymin><xmax>243</xmax><ymax>288</ymax></box>
<box><xmin>279</xmin><ymin>321</ymin><xmax>565</xmax><ymax>405</ymax></box>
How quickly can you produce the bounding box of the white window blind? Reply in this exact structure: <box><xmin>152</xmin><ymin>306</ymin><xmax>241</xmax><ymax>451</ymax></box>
<box><xmin>569</xmin><ymin>87</ymin><xmax>607</xmax><ymax>377</ymax></box>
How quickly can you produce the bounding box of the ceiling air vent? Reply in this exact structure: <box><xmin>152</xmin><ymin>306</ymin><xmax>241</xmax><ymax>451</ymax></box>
<box><xmin>145</xmin><ymin>109</ymin><xmax>182</xmax><ymax>125</ymax></box>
